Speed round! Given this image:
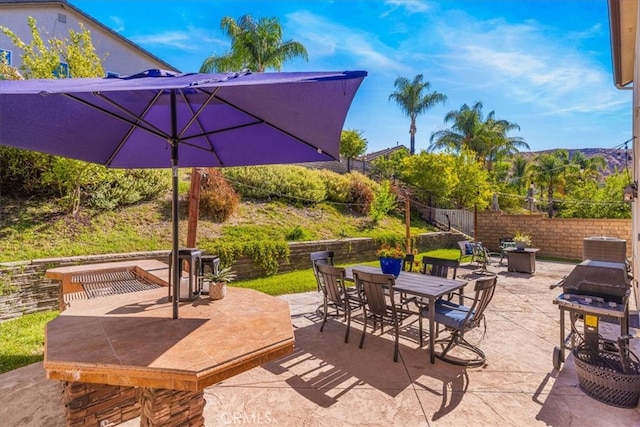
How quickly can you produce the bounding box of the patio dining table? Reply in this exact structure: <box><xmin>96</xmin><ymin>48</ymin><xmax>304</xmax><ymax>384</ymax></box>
<box><xmin>345</xmin><ymin>265</ymin><xmax>468</xmax><ymax>363</ymax></box>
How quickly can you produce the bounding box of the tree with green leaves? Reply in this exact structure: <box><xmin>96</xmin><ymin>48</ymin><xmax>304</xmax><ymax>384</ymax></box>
<box><xmin>0</xmin><ymin>51</ymin><xmax>22</xmax><ymax>80</ymax></box>
<box><xmin>563</xmin><ymin>152</ymin><xmax>606</xmax><ymax>194</ymax></box>
<box><xmin>400</xmin><ymin>151</ymin><xmax>458</xmax><ymax>204</ymax></box>
<box><xmin>368</xmin><ymin>148</ymin><xmax>409</xmax><ymax>181</ymax></box>
<box><xmin>530</xmin><ymin>150</ymin><xmax>569</xmax><ymax>218</ymax></box>
<box><xmin>389</xmin><ymin>74</ymin><xmax>447</xmax><ymax>155</ymax></box>
<box><xmin>200</xmin><ymin>15</ymin><xmax>308</xmax><ymax>72</ymax></box>
<box><xmin>559</xmin><ymin>171</ymin><xmax>630</xmax><ymax>218</ymax></box>
<box><xmin>1</xmin><ymin>17</ymin><xmax>103</xmax><ymax>78</ymax></box>
<box><xmin>509</xmin><ymin>155</ymin><xmax>530</xmax><ymax>193</ymax></box>
<box><xmin>429</xmin><ymin>102</ymin><xmax>527</xmax><ymax>171</ymax></box>
<box><xmin>449</xmin><ymin>150</ymin><xmax>491</xmax><ymax>209</ymax></box>
<box><xmin>340</xmin><ymin>129</ymin><xmax>368</xmax><ymax>172</ymax></box>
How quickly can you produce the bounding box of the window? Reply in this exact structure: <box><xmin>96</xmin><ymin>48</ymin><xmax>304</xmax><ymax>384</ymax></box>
<box><xmin>53</xmin><ymin>62</ymin><xmax>69</xmax><ymax>78</ymax></box>
<box><xmin>0</xmin><ymin>49</ymin><xmax>12</xmax><ymax>66</ymax></box>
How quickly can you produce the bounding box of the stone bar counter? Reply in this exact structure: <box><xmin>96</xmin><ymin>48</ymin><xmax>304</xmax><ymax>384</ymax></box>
<box><xmin>44</xmin><ymin>263</ymin><xmax>294</xmax><ymax>426</ymax></box>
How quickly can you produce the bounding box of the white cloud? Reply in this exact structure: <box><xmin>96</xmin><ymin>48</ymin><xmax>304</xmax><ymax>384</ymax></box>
<box><xmin>383</xmin><ymin>0</ymin><xmax>431</xmax><ymax>16</ymax></box>
<box><xmin>109</xmin><ymin>16</ymin><xmax>124</xmax><ymax>32</ymax></box>
<box><xmin>429</xmin><ymin>14</ymin><xmax>624</xmax><ymax>116</ymax></box>
<box><xmin>130</xmin><ymin>25</ymin><xmax>224</xmax><ymax>53</ymax></box>
<box><xmin>287</xmin><ymin>11</ymin><xmax>405</xmax><ymax>73</ymax></box>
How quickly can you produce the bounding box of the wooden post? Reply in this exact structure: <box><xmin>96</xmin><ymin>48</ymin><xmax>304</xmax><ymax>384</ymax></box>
<box><xmin>405</xmin><ymin>191</ymin><xmax>411</xmax><ymax>253</ymax></box>
<box><xmin>186</xmin><ymin>168</ymin><xmax>203</xmax><ymax>250</ymax></box>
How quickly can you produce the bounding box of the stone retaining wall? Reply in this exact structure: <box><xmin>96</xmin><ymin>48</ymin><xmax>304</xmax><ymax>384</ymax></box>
<box><xmin>0</xmin><ymin>233</ymin><xmax>462</xmax><ymax>321</ymax></box>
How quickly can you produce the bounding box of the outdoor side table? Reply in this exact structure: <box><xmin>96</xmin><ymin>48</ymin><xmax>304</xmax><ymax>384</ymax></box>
<box><xmin>505</xmin><ymin>247</ymin><xmax>540</xmax><ymax>274</ymax></box>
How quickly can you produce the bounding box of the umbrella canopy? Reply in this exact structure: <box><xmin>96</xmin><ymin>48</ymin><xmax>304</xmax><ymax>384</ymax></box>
<box><xmin>0</xmin><ymin>69</ymin><xmax>366</xmax><ymax>167</ymax></box>
<box><xmin>0</xmin><ymin>69</ymin><xmax>367</xmax><ymax>318</ymax></box>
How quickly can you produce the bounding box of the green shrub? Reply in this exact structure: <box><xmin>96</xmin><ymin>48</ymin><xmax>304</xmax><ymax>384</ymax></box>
<box><xmin>88</xmin><ymin>169</ymin><xmax>169</xmax><ymax>210</ymax></box>
<box><xmin>347</xmin><ymin>171</ymin><xmax>376</xmax><ymax>215</ymax></box>
<box><xmin>223</xmin><ymin>165</ymin><xmax>325</xmax><ymax>203</ymax></box>
<box><xmin>372</xmin><ymin>232</ymin><xmax>408</xmax><ymax>249</ymax></box>
<box><xmin>370</xmin><ymin>180</ymin><xmax>397</xmax><ymax>222</ymax></box>
<box><xmin>316</xmin><ymin>169</ymin><xmax>350</xmax><ymax>203</ymax></box>
<box><xmin>285</xmin><ymin>225</ymin><xmax>311</xmax><ymax>241</ymax></box>
<box><xmin>0</xmin><ymin>147</ymin><xmax>55</xmax><ymax>196</ymax></box>
<box><xmin>199</xmin><ymin>238</ymin><xmax>290</xmax><ymax>275</ymax></box>
<box><xmin>199</xmin><ymin>169</ymin><xmax>240</xmax><ymax>222</ymax></box>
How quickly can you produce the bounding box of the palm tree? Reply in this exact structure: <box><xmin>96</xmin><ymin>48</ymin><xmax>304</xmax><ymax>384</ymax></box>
<box><xmin>388</xmin><ymin>74</ymin><xmax>446</xmax><ymax>155</ymax></box>
<box><xmin>429</xmin><ymin>102</ymin><xmax>527</xmax><ymax>170</ymax></box>
<box><xmin>510</xmin><ymin>155</ymin><xmax>530</xmax><ymax>193</ymax></box>
<box><xmin>200</xmin><ymin>15</ymin><xmax>308</xmax><ymax>72</ymax></box>
<box><xmin>530</xmin><ymin>151</ymin><xmax>568</xmax><ymax>218</ymax></box>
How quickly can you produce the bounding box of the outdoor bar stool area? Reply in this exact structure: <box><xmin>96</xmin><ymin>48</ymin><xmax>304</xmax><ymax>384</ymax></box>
<box><xmin>43</xmin><ymin>251</ymin><xmax>294</xmax><ymax>426</ymax></box>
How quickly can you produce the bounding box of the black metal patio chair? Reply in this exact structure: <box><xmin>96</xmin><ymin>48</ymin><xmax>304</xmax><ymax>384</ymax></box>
<box><xmin>421</xmin><ymin>274</ymin><xmax>497</xmax><ymax>367</ymax></box>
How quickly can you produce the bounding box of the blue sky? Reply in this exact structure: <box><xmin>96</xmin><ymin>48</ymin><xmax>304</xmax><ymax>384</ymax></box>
<box><xmin>71</xmin><ymin>0</ymin><xmax>632</xmax><ymax>154</ymax></box>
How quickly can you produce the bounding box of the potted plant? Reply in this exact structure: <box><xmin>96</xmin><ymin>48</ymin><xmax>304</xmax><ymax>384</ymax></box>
<box><xmin>201</xmin><ymin>266</ymin><xmax>237</xmax><ymax>300</ymax></box>
<box><xmin>513</xmin><ymin>231</ymin><xmax>532</xmax><ymax>250</ymax></box>
<box><xmin>376</xmin><ymin>244</ymin><xmax>405</xmax><ymax>277</ymax></box>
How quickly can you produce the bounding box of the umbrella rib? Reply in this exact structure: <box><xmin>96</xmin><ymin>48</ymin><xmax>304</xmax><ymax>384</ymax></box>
<box><xmin>176</xmin><ymin>89</ymin><xmax>224</xmax><ymax>165</ymax></box>
<box><xmin>177</xmin><ymin>88</ymin><xmax>219</xmax><ymax>140</ymax></box>
<box><xmin>63</xmin><ymin>93</ymin><xmax>169</xmax><ymax>159</ymax></box>
<box><xmin>94</xmin><ymin>91</ymin><xmax>168</xmax><ymax>138</ymax></box>
<box><xmin>64</xmin><ymin>92</ymin><xmax>169</xmax><ymax>141</ymax></box>
<box><xmin>206</xmin><ymin>91</ymin><xmax>330</xmax><ymax>156</ymax></box>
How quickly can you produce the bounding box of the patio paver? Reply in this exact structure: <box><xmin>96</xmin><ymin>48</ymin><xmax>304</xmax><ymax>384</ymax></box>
<box><xmin>1</xmin><ymin>259</ymin><xmax>639</xmax><ymax>426</ymax></box>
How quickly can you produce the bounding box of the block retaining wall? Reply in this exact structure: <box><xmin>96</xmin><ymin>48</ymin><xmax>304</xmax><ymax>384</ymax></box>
<box><xmin>0</xmin><ymin>232</ymin><xmax>462</xmax><ymax>321</ymax></box>
<box><xmin>475</xmin><ymin>212</ymin><xmax>632</xmax><ymax>261</ymax></box>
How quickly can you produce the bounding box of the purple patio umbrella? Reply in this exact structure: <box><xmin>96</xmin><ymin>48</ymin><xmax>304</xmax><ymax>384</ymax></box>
<box><xmin>0</xmin><ymin>69</ymin><xmax>367</xmax><ymax>318</ymax></box>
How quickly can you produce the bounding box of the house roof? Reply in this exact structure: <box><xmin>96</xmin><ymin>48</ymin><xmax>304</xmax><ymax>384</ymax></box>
<box><xmin>608</xmin><ymin>0</ymin><xmax>637</xmax><ymax>89</ymax></box>
<box><xmin>364</xmin><ymin>145</ymin><xmax>408</xmax><ymax>161</ymax></box>
<box><xmin>0</xmin><ymin>0</ymin><xmax>180</xmax><ymax>73</ymax></box>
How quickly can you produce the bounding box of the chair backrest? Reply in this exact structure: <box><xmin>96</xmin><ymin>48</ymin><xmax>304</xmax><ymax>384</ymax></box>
<box><xmin>421</xmin><ymin>256</ymin><xmax>459</xmax><ymax>279</ymax></box>
<box><xmin>499</xmin><ymin>237</ymin><xmax>516</xmax><ymax>250</ymax></box>
<box><xmin>352</xmin><ymin>269</ymin><xmax>396</xmax><ymax>318</ymax></box>
<box><xmin>470</xmin><ymin>242</ymin><xmax>490</xmax><ymax>263</ymax></box>
<box><xmin>315</xmin><ymin>263</ymin><xmax>348</xmax><ymax>308</ymax></box>
<box><xmin>464</xmin><ymin>275</ymin><xmax>497</xmax><ymax>330</ymax></box>
<box><xmin>458</xmin><ymin>240</ymin><xmax>473</xmax><ymax>257</ymax></box>
<box><xmin>310</xmin><ymin>251</ymin><xmax>334</xmax><ymax>290</ymax></box>
<box><xmin>403</xmin><ymin>254</ymin><xmax>415</xmax><ymax>272</ymax></box>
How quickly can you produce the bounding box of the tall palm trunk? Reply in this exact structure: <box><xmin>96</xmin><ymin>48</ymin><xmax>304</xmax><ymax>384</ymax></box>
<box><xmin>409</xmin><ymin>120</ymin><xmax>416</xmax><ymax>155</ymax></box>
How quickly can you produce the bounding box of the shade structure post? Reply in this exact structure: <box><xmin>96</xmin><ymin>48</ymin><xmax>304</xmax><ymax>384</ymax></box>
<box><xmin>170</xmin><ymin>90</ymin><xmax>180</xmax><ymax>319</ymax></box>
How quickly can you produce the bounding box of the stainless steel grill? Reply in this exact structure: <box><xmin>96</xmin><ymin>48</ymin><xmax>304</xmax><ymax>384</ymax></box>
<box><xmin>560</xmin><ymin>260</ymin><xmax>630</xmax><ymax>304</ymax></box>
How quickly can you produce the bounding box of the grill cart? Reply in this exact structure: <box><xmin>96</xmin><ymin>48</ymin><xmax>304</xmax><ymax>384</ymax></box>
<box><xmin>551</xmin><ymin>260</ymin><xmax>640</xmax><ymax>407</ymax></box>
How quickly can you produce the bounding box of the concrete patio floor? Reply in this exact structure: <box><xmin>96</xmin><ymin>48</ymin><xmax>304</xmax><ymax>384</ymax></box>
<box><xmin>2</xmin><ymin>259</ymin><xmax>640</xmax><ymax>426</ymax></box>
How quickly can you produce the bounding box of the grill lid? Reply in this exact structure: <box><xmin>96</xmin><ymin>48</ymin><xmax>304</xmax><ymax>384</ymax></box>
<box><xmin>561</xmin><ymin>260</ymin><xmax>629</xmax><ymax>303</ymax></box>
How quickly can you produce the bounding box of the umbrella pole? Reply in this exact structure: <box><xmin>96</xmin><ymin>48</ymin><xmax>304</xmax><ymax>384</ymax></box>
<box><xmin>170</xmin><ymin>91</ymin><xmax>180</xmax><ymax>319</ymax></box>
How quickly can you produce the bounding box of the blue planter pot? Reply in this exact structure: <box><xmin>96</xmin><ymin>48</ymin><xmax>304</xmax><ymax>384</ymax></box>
<box><xmin>379</xmin><ymin>257</ymin><xmax>403</xmax><ymax>277</ymax></box>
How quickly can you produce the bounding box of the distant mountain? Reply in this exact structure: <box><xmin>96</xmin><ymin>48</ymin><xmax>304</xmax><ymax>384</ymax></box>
<box><xmin>521</xmin><ymin>148</ymin><xmax>632</xmax><ymax>176</ymax></box>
